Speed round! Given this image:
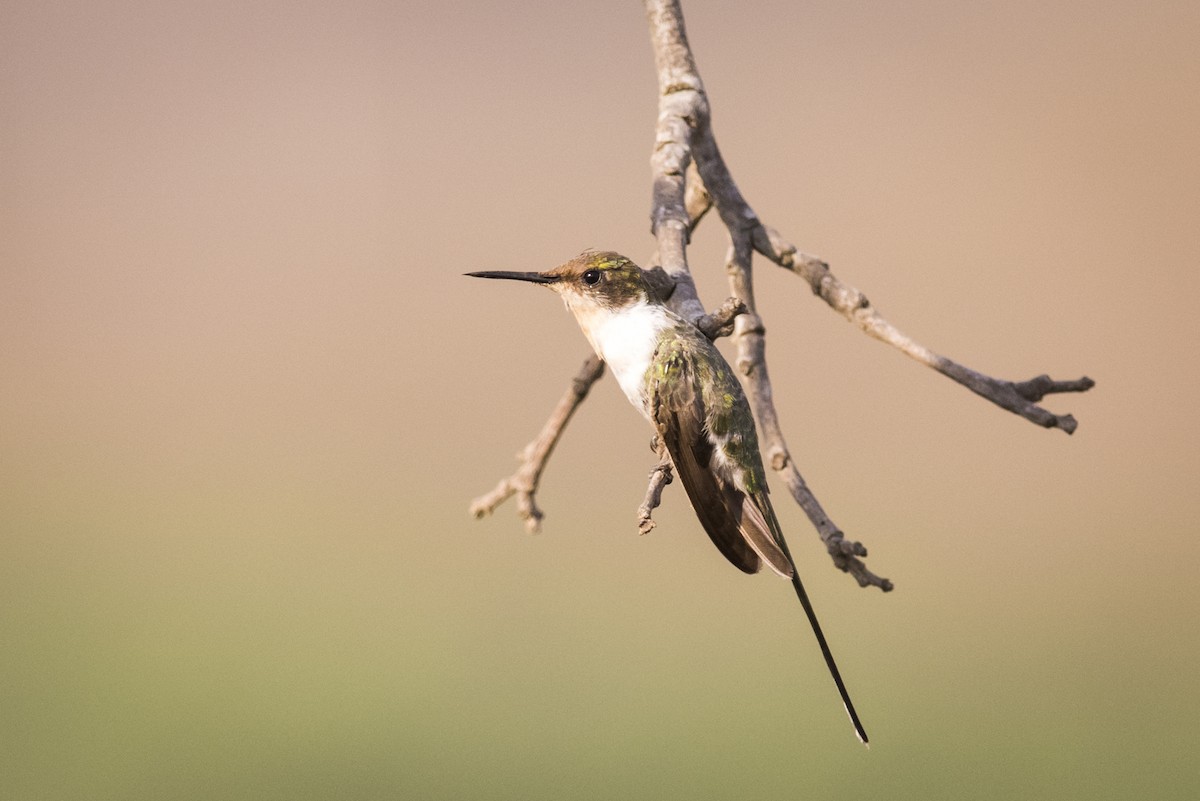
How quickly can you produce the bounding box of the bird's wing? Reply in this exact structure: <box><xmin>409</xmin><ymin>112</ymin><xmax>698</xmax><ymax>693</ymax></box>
<box><xmin>650</xmin><ymin>344</ymin><xmax>793</xmax><ymax>578</ymax></box>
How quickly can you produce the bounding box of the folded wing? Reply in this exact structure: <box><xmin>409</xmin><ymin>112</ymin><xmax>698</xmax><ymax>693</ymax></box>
<box><xmin>650</xmin><ymin>343</ymin><xmax>793</xmax><ymax>578</ymax></box>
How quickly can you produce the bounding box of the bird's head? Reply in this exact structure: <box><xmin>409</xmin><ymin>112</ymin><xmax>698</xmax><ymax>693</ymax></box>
<box><xmin>467</xmin><ymin>250</ymin><xmax>657</xmax><ymax>319</ymax></box>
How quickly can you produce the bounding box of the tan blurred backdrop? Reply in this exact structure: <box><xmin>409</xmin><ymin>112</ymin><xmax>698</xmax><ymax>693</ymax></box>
<box><xmin>3</xmin><ymin>1</ymin><xmax>1198</xmax><ymax>799</ymax></box>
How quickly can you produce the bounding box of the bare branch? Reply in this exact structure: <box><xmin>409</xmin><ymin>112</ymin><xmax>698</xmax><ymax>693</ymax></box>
<box><xmin>473</xmin><ymin>1</ymin><xmax>1090</xmax><ymax>595</ymax></box>
<box><xmin>470</xmin><ymin>355</ymin><xmax>605</xmax><ymax>531</ymax></box>
<box><xmin>697</xmin><ymin>296</ymin><xmax>747</xmax><ymax>340</ymax></box>
<box><xmin>645</xmin><ymin>0</ymin><xmax>708</xmax><ymax>324</ymax></box>
<box><xmin>752</xmin><ymin>225</ymin><xmax>1095</xmax><ymax>434</ymax></box>
<box><xmin>637</xmin><ymin>456</ymin><xmax>674</xmax><ymax>535</ymax></box>
<box><xmin>643</xmin><ymin>160</ymin><xmax>712</xmax><ymax>287</ymax></box>
<box><xmin>722</xmin><ymin>237</ymin><xmax>893</xmax><ymax>589</ymax></box>
<box><xmin>645</xmin><ymin>0</ymin><xmax>892</xmax><ymax>588</ymax></box>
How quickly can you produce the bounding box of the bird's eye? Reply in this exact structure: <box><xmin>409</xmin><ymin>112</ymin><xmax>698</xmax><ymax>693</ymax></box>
<box><xmin>582</xmin><ymin>269</ymin><xmax>601</xmax><ymax>285</ymax></box>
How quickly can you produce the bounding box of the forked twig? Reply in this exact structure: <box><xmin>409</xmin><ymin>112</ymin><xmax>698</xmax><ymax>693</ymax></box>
<box><xmin>471</xmin><ymin>0</ymin><xmax>1091</xmax><ymax>592</ymax></box>
<box><xmin>469</xmin><ymin>356</ymin><xmax>604</xmax><ymax>532</ymax></box>
<box><xmin>751</xmin><ymin>225</ymin><xmax>1094</xmax><ymax>433</ymax></box>
<box><xmin>647</xmin><ymin>0</ymin><xmax>900</xmax><ymax>587</ymax></box>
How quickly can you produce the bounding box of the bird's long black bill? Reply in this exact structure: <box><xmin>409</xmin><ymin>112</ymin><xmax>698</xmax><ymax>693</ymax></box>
<box><xmin>778</xmin><ymin>539</ymin><xmax>870</xmax><ymax>746</ymax></box>
<box><xmin>465</xmin><ymin>270</ymin><xmax>558</xmax><ymax>284</ymax></box>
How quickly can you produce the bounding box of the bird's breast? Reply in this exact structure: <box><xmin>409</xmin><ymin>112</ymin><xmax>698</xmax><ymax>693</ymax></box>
<box><xmin>588</xmin><ymin>303</ymin><xmax>674</xmax><ymax>420</ymax></box>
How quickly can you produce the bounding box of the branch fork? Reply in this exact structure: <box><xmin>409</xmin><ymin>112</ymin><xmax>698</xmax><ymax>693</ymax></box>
<box><xmin>470</xmin><ymin>0</ymin><xmax>1092</xmax><ymax>592</ymax></box>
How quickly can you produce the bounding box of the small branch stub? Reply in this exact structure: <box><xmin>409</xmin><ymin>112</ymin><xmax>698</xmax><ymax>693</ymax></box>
<box><xmin>637</xmin><ymin>457</ymin><xmax>675</xmax><ymax>535</ymax></box>
<box><xmin>697</xmin><ymin>297</ymin><xmax>747</xmax><ymax>339</ymax></box>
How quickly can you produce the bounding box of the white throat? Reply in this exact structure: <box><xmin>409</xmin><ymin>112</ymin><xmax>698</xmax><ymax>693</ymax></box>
<box><xmin>565</xmin><ymin>298</ymin><xmax>674</xmax><ymax>419</ymax></box>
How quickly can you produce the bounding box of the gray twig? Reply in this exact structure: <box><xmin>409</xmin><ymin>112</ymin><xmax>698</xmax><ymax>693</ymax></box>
<box><xmin>752</xmin><ymin>225</ymin><xmax>1094</xmax><ymax>434</ymax></box>
<box><xmin>697</xmin><ymin>297</ymin><xmax>748</xmax><ymax>340</ymax></box>
<box><xmin>470</xmin><ymin>355</ymin><xmax>604</xmax><ymax>532</ymax></box>
<box><xmin>637</xmin><ymin>456</ymin><xmax>675</xmax><ymax>535</ymax></box>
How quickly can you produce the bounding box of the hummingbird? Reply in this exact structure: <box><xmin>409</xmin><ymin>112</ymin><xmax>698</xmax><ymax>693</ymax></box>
<box><xmin>468</xmin><ymin>250</ymin><xmax>868</xmax><ymax>745</ymax></box>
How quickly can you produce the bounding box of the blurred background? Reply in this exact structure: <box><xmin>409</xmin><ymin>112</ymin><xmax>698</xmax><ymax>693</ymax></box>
<box><xmin>3</xmin><ymin>1</ymin><xmax>1198</xmax><ymax>798</ymax></box>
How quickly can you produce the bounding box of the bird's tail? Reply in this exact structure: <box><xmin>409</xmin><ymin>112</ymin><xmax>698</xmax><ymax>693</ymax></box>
<box><xmin>755</xmin><ymin>490</ymin><xmax>870</xmax><ymax>746</ymax></box>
